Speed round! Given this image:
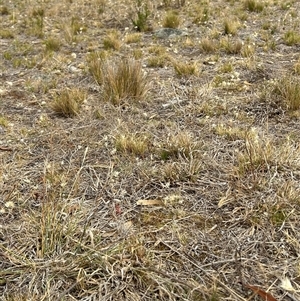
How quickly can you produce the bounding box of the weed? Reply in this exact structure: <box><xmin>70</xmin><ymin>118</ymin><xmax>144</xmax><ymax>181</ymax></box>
<box><xmin>219</xmin><ymin>62</ymin><xmax>233</xmax><ymax>73</ymax></box>
<box><xmin>51</xmin><ymin>88</ymin><xmax>86</xmax><ymax>117</ymax></box>
<box><xmin>102</xmin><ymin>58</ymin><xmax>149</xmax><ymax>105</ymax></box>
<box><xmin>192</xmin><ymin>6</ymin><xmax>209</xmax><ymax>25</ymax></box>
<box><xmin>163</xmin><ymin>10</ymin><xmax>181</xmax><ymax>28</ymax></box>
<box><xmin>131</xmin><ymin>0</ymin><xmax>151</xmax><ymax>32</ymax></box>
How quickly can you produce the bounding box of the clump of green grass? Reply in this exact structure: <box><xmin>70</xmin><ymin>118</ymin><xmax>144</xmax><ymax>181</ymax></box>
<box><xmin>102</xmin><ymin>58</ymin><xmax>149</xmax><ymax>105</ymax></box>
<box><xmin>244</xmin><ymin>0</ymin><xmax>264</xmax><ymax>12</ymax></box>
<box><xmin>131</xmin><ymin>0</ymin><xmax>151</xmax><ymax>32</ymax></box>
<box><xmin>0</xmin><ymin>116</ymin><xmax>9</xmax><ymax>127</ymax></box>
<box><xmin>103</xmin><ymin>30</ymin><xmax>122</xmax><ymax>50</ymax></box>
<box><xmin>283</xmin><ymin>30</ymin><xmax>300</xmax><ymax>46</ymax></box>
<box><xmin>163</xmin><ymin>10</ymin><xmax>181</xmax><ymax>28</ymax></box>
<box><xmin>173</xmin><ymin>60</ymin><xmax>199</xmax><ymax>77</ymax></box>
<box><xmin>0</xmin><ymin>29</ymin><xmax>14</xmax><ymax>39</ymax></box>
<box><xmin>44</xmin><ymin>37</ymin><xmax>61</xmax><ymax>52</ymax></box>
<box><xmin>30</xmin><ymin>8</ymin><xmax>45</xmax><ymax>37</ymax></box>
<box><xmin>273</xmin><ymin>76</ymin><xmax>300</xmax><ymax>111</ymax></box>
<box><xmin>51</xmin><ymin>88</ymin><xmax>86</xmax><ymax>117</ymax></box>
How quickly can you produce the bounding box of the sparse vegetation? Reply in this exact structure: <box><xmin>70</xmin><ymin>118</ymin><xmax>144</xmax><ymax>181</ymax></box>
<box><xmin>1</xmin><ymin>0</ymin><xmax>300</xmax><ymax>300</ymax></box>
<box><xmin>51</xmin><ymin>88</ymin><xmax>86</xmax><ymax>117</ymax></box>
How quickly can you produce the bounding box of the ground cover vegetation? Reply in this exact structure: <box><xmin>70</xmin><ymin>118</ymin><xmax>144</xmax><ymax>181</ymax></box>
<box><xmin>0</xmin><ymin>0</ymin><xmax>300</xmax><ymax>300</ymax></box>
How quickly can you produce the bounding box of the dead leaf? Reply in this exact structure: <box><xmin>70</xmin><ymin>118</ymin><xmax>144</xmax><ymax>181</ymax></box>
<box><xmin>280</xmin><ymin>277</ymin><xmax>296</xmax><ymax>292</ymax></box>
<box><xmin>136</xmin><ymin>199</ymin><xmax>163</xmax><ymax>206</ymax></box>
<box><xmin>244</xmin><ymin>284</ymin><xmax>278</xmax><ymax>301</ymax></box>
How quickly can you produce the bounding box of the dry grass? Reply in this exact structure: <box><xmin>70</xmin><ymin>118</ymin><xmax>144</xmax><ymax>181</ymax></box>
<box><xmin>51</xmin><ymin>88</ymin><xmax>86</xmax><ymax>117</ymax></box>
<box><xmin>101</xmin><ymin>58</ymin><xmax>149</xmax><ymax>105</ymax></box>
<box><xmin>1</xmin><ymin>0</ymin><xmax>300</xmax><ymax>300</ymax></box>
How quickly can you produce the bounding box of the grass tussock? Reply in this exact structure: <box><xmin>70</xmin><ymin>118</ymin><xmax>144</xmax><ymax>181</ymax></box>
<box><xmin>102</xmin><ymin>58</ymin><xmax>149</xmax><ymax>105</ymax></box>
<box><xmin>163</xmin><ymin>10</ymin><xmax>181</xmax><ymax>28</ymax></box>
<box><xmin>173</xmin><ymin>60</ymin><xmax>199</xmax><ymax>77</ymax></box>
<box><xmin>51</xmin><ymin>88</ymin><xmax>86</xmax><ymax>117</ymax></box>
<box><xmin>273</xmin><ymin>76</ymin><xmax>300</xmax><ymax>111</ymax></box>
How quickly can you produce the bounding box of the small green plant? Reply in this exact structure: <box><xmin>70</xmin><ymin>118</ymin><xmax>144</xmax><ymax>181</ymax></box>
<box><xmin>0</xmin><ymin>29</ymin><xmax>14</xmax><ymax>39</ymax></box>
<box><xmin>0</xmin><ymin>116</ymin><xmax>9</xmax><ymax>127</ymax></box>
<box><xmin>30</xmin><ymin>8</ymin><xmax>45</xmax><ymax>37</ymax></box>
<box><xmin>163</xmin><ymin>10</ymin><xmax>180</xmax><ymax>28</ymax></box>
<box><xmin>102</xmin><ymin>58</ymin><xmax>149</xmax><ymax>105</ymax></box>
<box><xmin>44</xmin><ymin>37</ymin><xmax>61</xmax><ymax>52</ymax></box>
<box><xmin>131</xmin><ymin>0</ymin><xmax>151</xmax><ymax>32</ymax></box>
<box><xmin>51</xmin><ymin>88</ymin><xmax>86</xmax><ymax>117</ymax></box>
<box><xmin>283</xmin><ymin>30</ymin><xmax>300</xmax><ymax>46</ymax></box>
<box><xmin>103</xmin><ymin>30</ymin><xmax>122</xmax><ymax>50</ymax></box>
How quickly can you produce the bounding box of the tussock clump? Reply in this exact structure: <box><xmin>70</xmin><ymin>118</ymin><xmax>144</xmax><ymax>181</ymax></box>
<box><xmin>51</xmin><ymin>88</ymin><xmax>86</xmax><ymax>117</ymax></box>
<box><xmin>102</xmin><ymin>58</ymin><xmax>149</xmax><ymax>105</ymax></box>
